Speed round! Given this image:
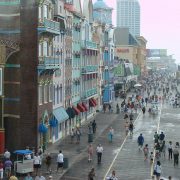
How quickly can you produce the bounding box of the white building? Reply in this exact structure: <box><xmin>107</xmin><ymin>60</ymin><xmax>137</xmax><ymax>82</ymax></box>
<box><xmin>116</xmin><ymin>0</ymin><xmax>140</xmax><ymax>36</ymax></box>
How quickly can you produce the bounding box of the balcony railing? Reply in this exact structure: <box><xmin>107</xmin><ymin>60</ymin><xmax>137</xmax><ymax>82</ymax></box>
<box><xmin>81</xmin><ymin>40</ymin><xmax>98</xmax><ymax>49</ymax></box>
<box><xmin>38</xmin><ymin>56</ymin><xmax>60</xmax><ymax>70</ymax></box>
<box><xmin>82</xmin><ymin>65</ymin><xmax>98</xmax><ymax>74</ymax></box>
<box><xmin>83</xmin><ymin>88</ymin><xmax>97</xmax><ymax>98</ymax></box>
<box><xmin>0</xmin><ymin>0</ymin><xmax>20</xmax><ymax>5</ymax></box>
<box><xmin>38</xmin><ymin>18</ymin><xmax>60</xmax><ymax>35</ymax></box>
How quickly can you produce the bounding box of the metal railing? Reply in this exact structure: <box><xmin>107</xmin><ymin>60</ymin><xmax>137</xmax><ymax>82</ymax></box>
<box><xmin>38</xmin><ymin>56</ymin><xmax>60</xmax><ymax>69</ymax></box>
<box><xmin>38</xmin><ymin>18</ymin><xmax>60</xmax><ymax>33</ymax></box>
<box><xmin>81</xmin><ymin>40</ymin><xmax>98</xmax><ymax>49</ymax></box>
<box><xmin>83</xmin><ymin>87</ymin><xmax>97</xmax><ymax>98</ymax></box>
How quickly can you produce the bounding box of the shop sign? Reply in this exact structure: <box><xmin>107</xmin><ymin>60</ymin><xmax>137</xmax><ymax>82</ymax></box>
<box><xmin>116</xmin><ymin>48</ymin><xmax>129</xmax><ymax>53</ymax></box>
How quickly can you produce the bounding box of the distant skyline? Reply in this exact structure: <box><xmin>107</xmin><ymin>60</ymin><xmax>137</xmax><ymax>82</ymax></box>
<box><xmin>91</xmin><ymin>0</ymin><xmax>180</xmax><ymax>63</ymax></box>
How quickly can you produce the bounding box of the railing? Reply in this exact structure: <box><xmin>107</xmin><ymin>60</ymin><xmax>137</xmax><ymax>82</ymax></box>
<box><xmin>83</xmin><ymin>88</ymin><xmax>97</xmax><ymax>98</ymax></box>
<box><xmin>0</xmin><ymin>0</ymin><xmax>20</xmax><ymax>6</ymax></box>
<box><xmin>81</xmin><ymin>40</ymin><xmax>98</xmax><ymax>49</ymax></box>
<box><xmin>38</xmin><ymin>18</ymin><xmax>60</xmax><ymax>34</ymax></box>
<box><xmin>82</xmin><ymin>65</ymin><xmax>98</xmax><ymax>73</ymax></box>
<box><xmin>38</xmin><ymin>56</ymin><xmax>60</xmax><ymax>69</ymax></box>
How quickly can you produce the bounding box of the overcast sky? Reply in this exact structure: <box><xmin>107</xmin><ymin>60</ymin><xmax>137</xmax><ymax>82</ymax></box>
<box><xmin>90</xmin><ymin>0</ymin><xmax>180</xmax><ymax>63</ymax></box>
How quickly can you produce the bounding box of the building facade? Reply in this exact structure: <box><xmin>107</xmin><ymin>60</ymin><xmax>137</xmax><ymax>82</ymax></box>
<box><xmin>93</xmin><ymin>0</ymin><xmax>114</xmax><ymax>104</ymax></box>
<box><xmin>116</xmin><ymin>0</ymin><xmax>140</xmax><ymax>36</ymax></box>
<box><xmin>81</xmin><ymin>0</ymin><xmax>99</xmax><ymax>120</ymax></box>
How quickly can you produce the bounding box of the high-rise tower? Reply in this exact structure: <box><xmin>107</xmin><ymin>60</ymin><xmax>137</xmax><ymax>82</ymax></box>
<box><xmin>116</xmin><ymin>0</ymin><xmax>140</xmax><ymax>36</ymax></box>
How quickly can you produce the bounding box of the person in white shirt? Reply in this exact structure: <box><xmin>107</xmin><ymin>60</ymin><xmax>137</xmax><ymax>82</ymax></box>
<box><xmin>154</xmin><ymin>161</ymin><xmax>162</xmax><ymax>180</ymax></box>
<box><xmin>96</xmin><ymin>144</ymin><xmax>103</xmax><ymax>164</ymax></box>
<box><xmin>4</xmin><ymin>149</ymin><xmax>11</xmax><ymax>160</ymax></box>
<box><xmin>57</xmin><ymin>150</ymin><xmax>64</xmax><ymax>173</ymax></box>
<box><xmin>168</xmin><ymin>141</ymin><xmax>173</xmax><ymax>160</ymax></box>
<box><xmin>33</xmin><ymin>153</ymin><xmax>41</xmax><ymax>176</ymax></box>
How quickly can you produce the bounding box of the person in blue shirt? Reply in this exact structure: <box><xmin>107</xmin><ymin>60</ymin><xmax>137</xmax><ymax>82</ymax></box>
<box><xmin>137</xmin><ymin>133</ymin><xmax>144</xmax><ymax>150</ymax></box>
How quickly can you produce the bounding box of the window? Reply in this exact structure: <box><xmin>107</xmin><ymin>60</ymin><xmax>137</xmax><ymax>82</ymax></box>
<box><xmin>60</xmin><ymin>85</ymin><xmax>62</xmax><ymax>102</ymax></box>
<box><xmin>53</xmin><ymin>85</ymin><xmax>56</xmax><ymax>105</ymax></box>
<box><xmin>43</xmin><ymin>5</ymin><xmax>48</xmax><ymax>18</ymax></box>
<box><xmin>57</xmin><ymin>85</ymin><xmax>59</xmax><ymax>104</ymax></box>
<box><xmin>39</xmin><ymin>43</ymin><xmax>43</xmax><ymax>56</ymax></box>
<box><xmin>49</xmin><ymin>84</ymin><xmax>53</xmax><ymax>102</ymax></box>
<box><xmin>43</xmin><ymin>41</ymin><xmax>47</xmax><ymax>56</ymax></box>
<box><xmin>38</xmin><ymin>85</ymin><xmax>43</xmax><ymax>105</ymax></box>
<box><xmin>44</xmin><ymin>85</ymin><xmax>48</xmax><ymax>103</ymax></box>
<box><xmin>60</xmin><ymin>6</ymin><xmax>62</xmax><ymax>13</ymax></box>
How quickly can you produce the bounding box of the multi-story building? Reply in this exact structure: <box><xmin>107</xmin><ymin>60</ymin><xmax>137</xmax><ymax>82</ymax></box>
<box><xmin>0</xmin><ymin>0</ymin><xmax>21</xmax><ymax>154</ymax></box>
<box><xmin>50</xmin><ymin>0</ymin><xmax>70</xmax><ymax>143</ymax></box>
<box><xmin>114</xmin><ymin>27</ymin><xmax>147</xmax><ymax>92</ymax></box>
<box><xmin>116</xmin><ymin>0</ymin><xmax>140</xmax><ymax>36</ymax></box>
<box><xmin>81</xmin><ymin>0</ymin><xmax>99</xmax><ymax>120</ymax></box>
<box><xmin>0</xmin><ymin>0</ymin><xmax>69</xmax><ymax>151</ymax></box>
<box><xmin>93</xmin><ymin>0</ymin><xmax>114</xmax><ymax>104</ymax></box>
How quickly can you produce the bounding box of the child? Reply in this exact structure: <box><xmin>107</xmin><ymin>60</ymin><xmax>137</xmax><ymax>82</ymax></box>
<box><xmin>150</xmin><ymin>152</ymin><xmax>154</xmax><ymax>165</ymax></box>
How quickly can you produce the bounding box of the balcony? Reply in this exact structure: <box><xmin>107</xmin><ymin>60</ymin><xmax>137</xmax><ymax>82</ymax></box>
<box><xmin>81</xmin><ymin>40</ymin><xmax>98</xmax><ymax>50</ymax></box>
<box><xmin>82</xmin><ymin>65</ymin><xmax>98</xmax><ymax>74</ymax></box>
<box><xmin>38</xmin><ymin>18</ymin><xmax>60</xmax><ymax>35</ymax></box>
<box><xmin>38</xmin><ymin>56</ymin><xmax>60</xmax><ymax>70</ymax></box>
<box><xmin>83</xmin><ymin>88</ymin><xmax>97</xmax><ymax>98</ymax></box>
<box><xmin>0</xmin><ymin>0</ymin><xmax>20</xmax><ymax>5</ymax></box>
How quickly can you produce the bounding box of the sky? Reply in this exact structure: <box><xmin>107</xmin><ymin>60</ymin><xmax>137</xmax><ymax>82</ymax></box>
<box><xmin>90</xmin><ymin>0</ymin><xmax>180</xmax><ymax>63</ymax></box>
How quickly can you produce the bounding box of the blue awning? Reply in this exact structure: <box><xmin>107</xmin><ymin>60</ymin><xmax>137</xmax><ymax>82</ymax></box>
<box><xmin>53</xmin><ymin>107</ymin><xmax>69</xmax><ymax>123</ymax></box>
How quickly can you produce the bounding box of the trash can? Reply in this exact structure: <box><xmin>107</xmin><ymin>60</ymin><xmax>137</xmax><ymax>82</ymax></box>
<box><xmin>63</xmin><ymin>157</ymin><xmax>68</xmax><ymax>169</ymax></box>
<box><xmin>88</xmin><ymin>133</ymin><xmax>93</xmax><ymax>143</ymax></box>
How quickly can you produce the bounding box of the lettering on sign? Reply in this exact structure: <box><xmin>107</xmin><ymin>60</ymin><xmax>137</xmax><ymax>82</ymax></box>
<box><xmin>116</xmin><ymin>49</ymin><xmax>129</xmax><ymax>53</ymax></box>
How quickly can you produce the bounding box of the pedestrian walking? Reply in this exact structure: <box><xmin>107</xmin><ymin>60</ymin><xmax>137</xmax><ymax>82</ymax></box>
<box><xmin>103</xmin><ymin>104</ymin><xmax>106</xmax><ymax>113</ymax></box>
<box><xmin>129</xmin><ymin>122</ymin><xmax>134</xmax><ymax>136</ymax></box>
<box><xmin>88</xmin><ymin>144</ymin><xmax>93</xmax><ymax>162</ymax></box>
<box><xmin>4</xmin><ymin>158</ymin><xmax>12</xmax><ymax>178</ymax></box>
<box><xmin>106</xmin><ymin>170</ymin><xmax>118</xmax><ymax>180</ymax></box>
<box><xmin>160</xmin><ymin>140</ymin><xmax>166</xmax><ymax>158</ymax></box>
<box><xmin>33</xmin><ymin>153</ymin><xmax>41</xmax><ymax>176</ymax></box>
<box><xmin>45</xmin><ymin>153</ymin><xmax>52</xmax><ymax>173</ymax></box>
<box><xmin>108</xmin><ymin>127</ymin><xmax>114</xmax><ymax>143</ymax></box>
<box><xmin>137</xmin><ymin>133</ymin><xmax>144</xmax><ymax>151</ymax></box>
<box><xmin>76</xmin><ymin>127</ymin><xmax>81</xmax><ymax>144</ymax></box>
<box><xmin>168</xmin><ymin>141</ymin><xmax>173</xmax><ymax>160</ymax></box>
<box><xmin>108</xmin><ymin>104</ymin><xmax>112</xmax><ymax>113</ymax></box>
<box><xmin>159</xmin><ymin>132</ymin><xmax>165</xmax><ymax>143</ymax></box>
<box><xmin>124</xmin><ymin>113</ymin><xmax>128</xmax><ymax>121</ymax></box>
<box><xmin>4</xmin><ymin>149</ymin><xmax>11</xmax><ymax>160</ymax></box>
<box><xmin>142</xmin><ymin>106</ymin><xmax>146</xmax><ymax>114</ymax></box>
<box><xmin>124</xmin><ymin>121</ymin><xmax>129</xmax><ymax>136</ymax></box>
<box><xmin>70</xmin><ymin>128</ymin><xmax>75</xmax><ymax>143</ymax></box>
<box><xmin>153</xmin><ymin>161</ymin><xmax>162</xmax><ymax>180</ymax></box>
<box><xmin>154</xmin><ymin>132</ymin><xmax>159</xmax><ymax>144</ymax></box>
<box><xmin>173</xmin><ymin>145</ymin><xmax>179</xmax><ymax>166</ymax></box>
<box><xmin>92</xmin><ymin>120</ymin><xmax>97</xmax><ymax>134</ymax></box>
<box><xmin>96</xmin><ymin>144</ymin><xmax>103</xmax><ymax>164</ymax></box>
<box><xmin>57</xmin><ymin>150</ymin><xmax>64</xmax><ymax>173</ymax></box>
<box><xmin>168</xmin><ymin>176</ymin><xmax>172</xmax><ymax>180</ymax></box>
<box><xmin>0</xmin><ymin>161</ymin><xmax>3</xmax><ymax>180</ymax></box>
<box><xmin>88</xmin><ymin>168</ymin><xmax>95</xmax><ymax>180</ymax></box>
<box><xmin>143</xmin><ymin>144</ymin><xmax>149</xmax><ymax>160</ymax></box>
